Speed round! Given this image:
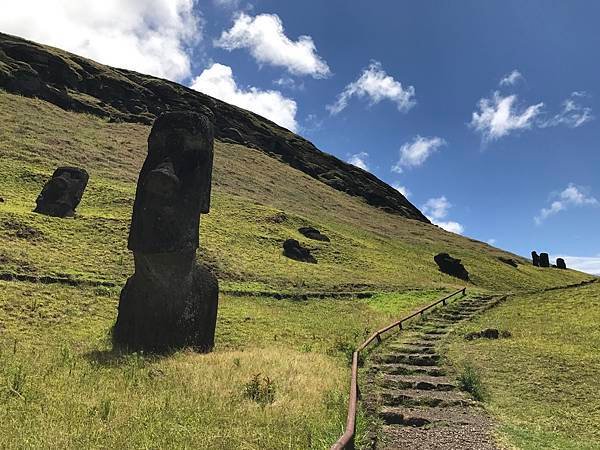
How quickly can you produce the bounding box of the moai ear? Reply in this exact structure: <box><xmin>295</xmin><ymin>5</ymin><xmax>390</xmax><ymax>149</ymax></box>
<box><xmin>197</xmin><ymin>114</ymin><xmax>214</xmax><ymax>214</ymax></box>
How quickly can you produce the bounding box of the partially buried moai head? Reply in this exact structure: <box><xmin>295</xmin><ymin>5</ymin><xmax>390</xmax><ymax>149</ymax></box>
<box><xmin>34</xmin><ymin>166</ymin><xmax>89</xmax><ymax>217</ymax></box>
<box><xmin>128</xmin><ymin>110</ymin><xmax>214</xmax><ymax>254</ymax></box>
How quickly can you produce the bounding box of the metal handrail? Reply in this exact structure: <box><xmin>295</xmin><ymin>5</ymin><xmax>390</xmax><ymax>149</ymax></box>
<box><xmin>331</xmin><ymin>287</ymin><xmax>466</xmax><ymax>450</ymax></box>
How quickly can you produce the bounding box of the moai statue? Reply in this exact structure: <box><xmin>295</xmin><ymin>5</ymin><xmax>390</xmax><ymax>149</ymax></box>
<box><xmin>531</xmin><ymin>251</ymin><xmax>540</xmax><ymax>267</ymax></box>
<box><xmin>34</xmin><ymin>166</ymin><xmax>89</xmax><ymax>217</ymax></box>
<box><xmin>434</xmin><ymin>253</ymin><xmax>469</xmax><ymax>281</ymax></box>
<box><xmin>539</xmin><ymin>252</ymin><xmax>550</xmax><ymax>268</ymax></box>
<box><xmin>556</xmin><ymin>258</ymin><xmax>567</xmax><ymax>269</ymax></box>
<box><xmin>113</xmin><ymin>111</ymin><xmax>218</xmax><ymax>353</ymax></box>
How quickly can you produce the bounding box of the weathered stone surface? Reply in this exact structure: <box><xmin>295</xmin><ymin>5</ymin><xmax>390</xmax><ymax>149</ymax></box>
<box><xmin>539</xmin><ymin>252</ymin><xmax>550</xmax><ymax>268</ymax></box>
<box><xmin>298</xmin><ymin>226</ymin><xmax>330</xmax><ymax>242</ymax></box>
<box><xmin>113</xmin><ymin>111</ymin><xmax>218</xmax><ymax>353</ymax></box>
<box><xmin>531</xmin><ymin>251</ymin><xmax>540</xmax><ymax>267</ymax></box>
<box><xmin>556</xmin><ymin>258</ymin><xmax>567</xmax><ymax>269</ymax></box>
<box><xmin>283</xmin><ymin>239</ymin><xmax>316</xmax><ymax>263</ymax></box>
<box><xmin>33</xmin><ymin>166</ymin><xmax>88</xmax><ymax>217</ymax></box>
<box><xmin>0</xmin><ymin>32</ymin><xmax>429</xmax><ymax>222</ymax></box>
<box><xmin>498</xmin><ymin>256</ymin><xmax>518</xmax><ymax>267</ymax></box>
<box><xmin>434</xmin><ymin>253</ymin><xmax>469</xmax><ymax>281</ymax></box>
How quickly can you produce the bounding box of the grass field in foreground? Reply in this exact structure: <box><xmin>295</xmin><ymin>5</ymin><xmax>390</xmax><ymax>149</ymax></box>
<box><xmin>0</xmin><ymin>280</ymin><xmax>450</xmax><ymax>449</ymax></box>
<box><xmin>445</xmin><ymin>282</ymin><xmax>600</xmax><ymax>449</ymax></box>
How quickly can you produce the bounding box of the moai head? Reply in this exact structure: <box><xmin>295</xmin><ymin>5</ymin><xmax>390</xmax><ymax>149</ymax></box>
<box><xmin>556</xmin><ymin>258</ymin><xmax>567</xmax><ymax>269</ymax></box>
<box><xmin>34</xmin><ymin>166</ymin><xmax>89</xmax><ymax>217</ymax></box>
<box><xmin>128</xmin><ymin>111</ymin><xmax>214</xmax><ymax>253</ymax></box>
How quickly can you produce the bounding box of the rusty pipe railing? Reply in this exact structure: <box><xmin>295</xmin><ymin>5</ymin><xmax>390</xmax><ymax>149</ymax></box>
<box><xmin>331</xmin><ymin>287</ymin><xmax>467</xmax><ymax>450</ymax></box>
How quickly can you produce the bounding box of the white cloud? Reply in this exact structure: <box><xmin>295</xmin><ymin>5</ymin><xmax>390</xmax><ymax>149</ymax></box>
<box><xmin>213</xmin><ymin>0</ymin><xmax>240</xmax><ymax>8</ymax></box>
<box><xmin>273</xmin><ymin>77</ymin><xmax>305</xmax><ymax>91</ymax></box>
<box><xmin>500</xmin><ymin>69</ymin><xmax>523</xmax><ymax>86</ymax></box>
<box><xmin>470</xmin><ymin>92</ymin><xmax>544</xmax><ymax>141</ymax></box>
<box><xmin>392</xmin><ymin>135</ymin><xmax>446</xmax><ymax>173</ymax></box>
<box><xmin>327</xmin><ymin>61</ymin><xmax>416</xmax><ymax>115</ymax></box>
<box><xmin>552</xmin><ymin>255</ymin><xmax>600</xmax><ymax>275</ymax></box>
<box><xmin>540</xmin><ymin>92</ymin><xmax>594</xmax><ymax>128</ymax></box>
<box><xmin>487</xmin><ymin>238</ymin><xmax>497</xmax><ymax>245</ymax></box>
<box><xmin>347</xmin><ymin>152</ymin><xmax>370</xmax><ymax>171</ymax></box>
<box><xmin>0</xmin><ymin>0</ymin><xmax>201</xmax><ymax>81</ymax></box>
<box><xmin>422</xmin><ymin>196</ymin><xmax>464</xmax><ymax>234</ymax></box>
<box><xmin>392</xmin><ymin>183</ymin><xmax>411</xmax><ymax>198</ymax></box>
<box><xmin>535</xmin><ymin>183</ymin><xmax>598</xmax><ymax>224</ymax></box>
<box><xmin>432</xmin><ymin>220</ymin><xmax>465</xmax><ymax>235</ymax></box>
<box><xmin>190</xmin><ymin>63</ymin><xmax>298</xmax><ymax>131</ymax></box>
<box><xmin>422</xmin><ymin>196</ymin><xmax>451</xmax><ymax>220</ymax></box>
<box><xmin>214</xmin><ymin>13</ymin><xmax>330</xmax><ymax>78</ymax></box>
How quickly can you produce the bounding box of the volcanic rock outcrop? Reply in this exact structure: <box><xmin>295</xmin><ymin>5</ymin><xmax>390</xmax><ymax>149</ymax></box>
<box><xmin>298</xmin><ymin>226</ymin><xmax>330</xmax><ymax>242</ymax></box>
<box><xmin>0</xmin><ymin>32</ymin><xmax>428</xmax><ymax>222</ymax></box>
<box><xmin>113</xmin><ymin>111</ymin><xmax>218</xmax><ymax>353</ymax></box>
<box><xmin>34</xmin><ymin>166</ymin><xmax>88</xmax><ymax>217</ymax></box>
<box><xmin>434</xmin><ymin>253</ymin><xmax>469</xmax><ymax>281</ymax></box>
<box><xmin>283</xmin><ymin>239</ymin><xmax>317</xmax><ymax>264</ymax></box>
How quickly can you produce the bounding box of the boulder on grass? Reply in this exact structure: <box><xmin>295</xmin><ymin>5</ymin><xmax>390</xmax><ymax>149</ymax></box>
<box><xmin>434</xmin><ymin>253</ymin><xmax>469</xmax><ymax>281</ymax></box>
<box><xmin>498</xmin><ymin>256</ymin><xmax>518</xmax><ymax>267</ymax></box>
<box><xmin>283</xmin><ymin>239</ymin><xmax>316</xmax><ymax>263</ymax></box>
<box><xmin>298</xmin><ymin>226</ymin><xmax>330</xmax><ymax>242</ymax></box>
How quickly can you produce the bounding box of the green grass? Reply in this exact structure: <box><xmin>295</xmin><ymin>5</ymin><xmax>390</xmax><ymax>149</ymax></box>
<box><xmin>445</xmin><ymin>282</ymin><xmax>600</xmax><ymax>449</ymax></box>
<box><xmin>0</xmin><ymin>90</ymin><xmax>596</xmax><ymax>448</ymax></box>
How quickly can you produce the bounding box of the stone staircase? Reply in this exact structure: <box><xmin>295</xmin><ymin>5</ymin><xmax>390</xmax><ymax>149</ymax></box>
<box><xmin>365</xmin><ymin>295</ymin><xmax>504</xmax><ymax>450</ymax></box>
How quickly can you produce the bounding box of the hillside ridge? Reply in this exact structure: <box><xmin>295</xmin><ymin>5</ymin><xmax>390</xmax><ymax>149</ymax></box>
<box><xmin>0</xmin><ymin>31</ymin><xmax>428</xmax><ymax>222</ymax></box>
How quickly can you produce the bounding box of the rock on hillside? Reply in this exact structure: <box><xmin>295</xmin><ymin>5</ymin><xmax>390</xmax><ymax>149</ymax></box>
<box><xmin>0</xmin><ymin>32</ymin><xmax>428</xmax><ymax>222</ymax></box>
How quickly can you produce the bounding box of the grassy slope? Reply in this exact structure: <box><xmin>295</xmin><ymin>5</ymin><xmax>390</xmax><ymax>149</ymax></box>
<box><xmin>445</xmin><ymin>282</ymin><xmax>600</xmax><ymax>449</ymax></box>
<box><xmin>0</xmin><ymin>91</ymin><xmax>594</xmax><ymax>448</ymax></box>
<box><xmin>0</xmin><ymin>91</ymin><xmax>590</xmax><ymax>293</ymax></box>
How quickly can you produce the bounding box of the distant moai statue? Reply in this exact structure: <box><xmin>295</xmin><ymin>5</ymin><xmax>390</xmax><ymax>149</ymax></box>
<box><xmin>556</xmin><ymin>258</ymin><xmax>567</xmax><ymax>269</ymax></box>
<box><xmin>113</xmin><ymin>111</ymin><xmax>218</xmax><ymax>353</ymax></box>
<box><xmin>531</xmin><ymin>251</ymin><xmax>540</xmax><ymax>267</ymax></box>
<box><xmin>34</xmin><ymin>166</ymin><xmax>89</xmax><ymax>217</ymax></box>
<box><xmin>539</xmin><ymin>252</ymin><xmax>550</xmax><ymax>268</ymax></box>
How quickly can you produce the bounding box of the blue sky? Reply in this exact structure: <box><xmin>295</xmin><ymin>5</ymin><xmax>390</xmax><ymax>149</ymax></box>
<box><xmin>2</xmin><ymin>0</ymin><xmax>599</xmax><ymax>273</ymax></box>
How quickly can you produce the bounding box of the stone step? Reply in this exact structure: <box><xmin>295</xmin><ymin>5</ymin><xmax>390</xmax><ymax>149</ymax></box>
<box><xmin>398</xmin><ymin>341</ymin><xmax>436</xmax><ymax>349</ymax></box>
<box><xmin>379</xmin><ymin>374</ymin><xmax>456</xmax><ymax>391</ymax></box>
<box><xmin>382</xmin><ymin>389</ymin><xmax>476</xmax><ymax>408</ymax></box>
<box><xmin>371</xmin><ymin>363</ymin><xmax>446</xmax><ymax>377</ymax></box>
<box><xmin>376</xmin><ymin>353</ymin><xmax>440</xmax><ymax>366</ymax></box>
<box><xmin>379</xmin><ymin>405</ymin><xmax>489</xmax><ymax>427</ymax></box>
<box><xmin>386</xmin><ymin>344</ymin><xmax>436</xmax><ymax>354</ymax></box>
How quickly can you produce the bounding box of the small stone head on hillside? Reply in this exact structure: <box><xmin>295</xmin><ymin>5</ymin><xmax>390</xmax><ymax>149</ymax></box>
<box><xmin>128</xmin><ymin>111</ymin><xmax>214</xmax><ymax>254</ymax></box>
<box><xmin>34</xmin><ymin>166</ymin><xmax>89</xmax><ymax>217</ymax></box>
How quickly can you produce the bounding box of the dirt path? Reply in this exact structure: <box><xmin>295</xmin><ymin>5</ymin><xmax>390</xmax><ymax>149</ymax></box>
<box><xmin>364</xmin><ymin>295</ymin><xmax>504</xmax><ymax>450</ymax></box>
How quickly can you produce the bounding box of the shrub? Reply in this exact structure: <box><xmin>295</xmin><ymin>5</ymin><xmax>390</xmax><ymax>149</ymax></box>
<box><xmin>243</xmin><ymin>373</ymin><xmax>276</xmax><ymax>406</ymax></box>
<box><xmin>458</xmin><ymin>363</ymin><xmax>486</xmax><ymax>401</ymax></box>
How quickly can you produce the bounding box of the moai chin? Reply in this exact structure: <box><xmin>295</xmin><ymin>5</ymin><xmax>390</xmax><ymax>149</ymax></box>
<box><xmin>34</xmin><ymin>166</ymin><xmax>89</xmax><ymax>217</ymax></box>
<box><xmin>113</xmin><ymin>111</ymin><xmax>218</xmax><ymax>353</ymax></box>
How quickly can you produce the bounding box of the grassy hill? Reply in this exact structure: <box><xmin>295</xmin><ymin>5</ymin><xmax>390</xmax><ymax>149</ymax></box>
<box><xmin>0</xmin><ymin>61</ymin><xmax>595</xmax><ymax>448</ymax></box>
<box><xmin>445</xmin><ymin>282</ymin><xmax>600</xmax><ymax>449</ymax></box>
